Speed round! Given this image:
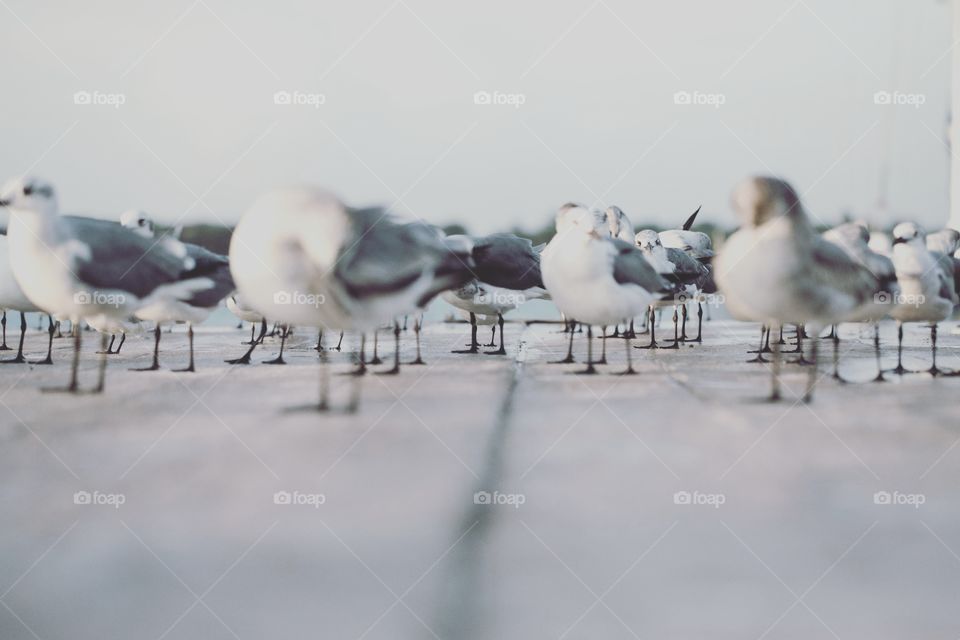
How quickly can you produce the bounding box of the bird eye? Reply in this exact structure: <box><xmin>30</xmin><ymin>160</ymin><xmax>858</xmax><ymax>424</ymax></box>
<box><xmin>138</xmin><ymin>218</ymin><xmax>145</xmax><ymax>225</ymax></box>
<box><xmin>23</xmin><ymin>185</ymin><xmax>33</xmax><ymax>196</ymax></box>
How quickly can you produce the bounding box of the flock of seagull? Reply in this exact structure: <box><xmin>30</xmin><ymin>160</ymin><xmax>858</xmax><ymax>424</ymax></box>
<box><xmin>0</xmin><ymin>174</ymin><xmax>959</xmax><ymax>411</ymax></box>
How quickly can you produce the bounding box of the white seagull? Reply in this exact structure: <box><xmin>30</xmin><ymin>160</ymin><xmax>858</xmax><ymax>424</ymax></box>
<box><xmin>0</xmin><ymin>176</ymin><xmax>205</xmax><ymax>392</ymax></box>
<box><xmin>542</xmin><ymin>203</ymin><xmax>669</xmax><ymax>374</ymax></box>
<box><xmin>229</xmin><ymin>186</ymin><xmax>475</xmax><ymax>411</ymax></box>
<box><xmin>121</xmin><ymin>212</ymin><xmax>235</xmax><ymax>372</ymax></box>
<box><xmin>714</xmin><ymin>176</ymin><xmax>878</xmax><ymax>402</ymax></box>
<box><xmin>887</xmin><ymin>222</ymin><xmax>959</xmax><ymax>376</ymax></box>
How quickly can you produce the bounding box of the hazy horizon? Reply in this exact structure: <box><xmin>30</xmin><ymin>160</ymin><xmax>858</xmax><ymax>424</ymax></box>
<box><xmin>0</xmin><ymin>0</ymin><xmax>955</xmax><ymax>235</ymax></box>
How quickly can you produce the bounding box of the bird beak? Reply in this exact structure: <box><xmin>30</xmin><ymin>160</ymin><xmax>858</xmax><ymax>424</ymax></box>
<box><xmin>0</xmin><ymin>199</ymin><xmax>9</xmax><ymax>207</ymax></box>
<box><xmin>892</xmin><ymin>237</ymin><xmax>906</xmax><ymax>245</ymax></box>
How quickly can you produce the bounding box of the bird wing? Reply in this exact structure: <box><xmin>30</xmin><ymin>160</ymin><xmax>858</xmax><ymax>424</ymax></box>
<box><xmin>62</xmin><ymin>216</ymin><xmax>189</xmax><ymax>298</ymax></box>
<box><xmin>471</xmin><ymin>233</ymin><xmax>544</xmax><ymax>290</ymax></box>
<box><xmin>665</xmin><ymin>247</ymin><xmax>709</xmax><ymax>285</ymax></box>
<box><xmin>181</xmin><ymin>243</ymin><xmax>234</xmax><ymax>308</ymax></box>
<box><xmin>808</xmin><ymin>237</ymin><xmax>877</xmax><ymax>307</ymax></box>
<box><xmin>610</xmin><ymin>239</ymin><xmax>670</xmax><ymax>293</ymax></box>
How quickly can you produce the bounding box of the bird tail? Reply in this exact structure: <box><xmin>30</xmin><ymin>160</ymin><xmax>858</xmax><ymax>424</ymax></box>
<box><xmin>681</xmin><ymin>206</ymin><xmax>701</xmax><ymax>231</ymax></box>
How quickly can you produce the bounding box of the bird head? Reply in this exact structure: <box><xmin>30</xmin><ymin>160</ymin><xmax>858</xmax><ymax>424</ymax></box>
<box><xmin>892</xmin><ymin>222</ymin><xmax>924</xmax><ymax>246</ymax></box>
<box><xmin>0</xmin><ymin>176</ymin><xmax>58</xmax><ymax>216</ymax></box>
<box><xmin>731</xmin><ymin>176</ymin><xmax>804</xmax><ymax>227</ymax></box>
<box><xmin>120</xmin><ymin>210</ymin><xmax>155</xmax><ymax>238</ymax></box>
<box><xmin>634</xmin><ymin>229</ymin><xmax>662</xmax><ymax>253</ymax></box>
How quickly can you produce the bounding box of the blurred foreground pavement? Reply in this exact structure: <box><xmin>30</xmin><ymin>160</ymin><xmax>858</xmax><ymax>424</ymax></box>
<box><xmin>1</xmin><ymin>318</ymin><xmax>959</xmax><ymax>639</ymax></box>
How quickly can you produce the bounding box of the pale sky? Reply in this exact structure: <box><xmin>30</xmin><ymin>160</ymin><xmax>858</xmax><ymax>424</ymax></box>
<box><xmin>0</xmin><ymin>0</ymin><xmax>955</xmax><ymax>234</ymax></box>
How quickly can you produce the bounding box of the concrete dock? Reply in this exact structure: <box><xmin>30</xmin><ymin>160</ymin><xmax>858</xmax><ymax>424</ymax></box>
<box><xmin>1</xmin><ymin>317</ymin><xmax>958</xmax><ymax>639</ymax></box>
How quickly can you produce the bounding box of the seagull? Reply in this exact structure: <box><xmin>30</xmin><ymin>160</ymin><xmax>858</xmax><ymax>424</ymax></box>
<box><xmin>659</xmin><ymin>206</ymin><xmax>717</xmax><ymax>343</ymax></box>
<box><xmin>887</xmin><ymin>222</ymin><xmax>959</xmax><ymax>376</ymax></box>
<box><xmin>229</xmin><ymin>186</ymin><xmax>475</xmax><ymax>411</ymax></box>
<box><xmin>441</xmin><ymin>232</ymin><xmax>547</xmax><ymax>355</ymax></box>
<box><xmin>541</xmin><ymin>203</ymin><xmax>669</xmax><ymax>374</ymax></box>
<box><xmin>0</xmin><ymin>176</ymin><xmax>204</xmax><ymax>392</ymax></box>
<box><xmin>121</xmin><ymin>212</ymin><xmax>235</xmax><ymax>372</ymax></box>
<box><xmin>604</xmin><ymin>206</ymin><xmax>635</xmax><ymax>243</ymax></box>
<box><xmin>0</xmin><ymin>234</ymin><xmax>55</xmax><ymax>364</ymax></box>
<box><xmin>822</xmin><ymin>222</ymin><xmax>899</xmax><ymax>381</ymax></box>
<box><xmin>714</xmin><ymin>176</ymin><xmax>878</xmax><ymax>402</ymax></box>
<box><xmin>868</xmin><ymin>229</ymin><xmax>893</xmax><ymax>258</ymax></box>
<box><xmin>634</xmin><ymin>229</ymin><xmax>711</xmax><ymax>348</ymax></box>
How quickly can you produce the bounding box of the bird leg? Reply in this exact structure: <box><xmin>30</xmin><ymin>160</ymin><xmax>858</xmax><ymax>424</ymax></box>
<box><xmin>378</xmin><ymin>321</ymin><xmax>402</xmax><ymax>375</ymax></box>
<box><xmin>925</xmin><ymin>323</ymin><xmax>943</xmax><ymax>376</ymax></box>
<box><xmin>0</xmin><ymin>312</ymin><xmax>27</xmax><ymax>364</ymax></box>
<box><xmin>348</xmin><ymin>334</ymin><xmax>367</xmax><ymax>375</ymax></box>
<box><xmin>226</xmin><ymin>319</ymin><xmax>267</xmax><ymax>364</ymax></box>
<box><xmin>97</xmin><ymin>335</ymin><xmax>116</xmax><ymax>355</ymax></box>
<box><xmin>618</xmin><ymin>328</ymin><xmax>637</xmax><ymax>375</ymax></box>
<box><xmin>888</xmin><ymin>321</ymin><xmax>908</xmax><ymax>375</ymax></box>
<box><xmin>870</xmin><ymin>323</ymin><xmax>885</xmax><ymax>382</ymax></box>
<box><xmin>114</xmin><ymin>333</ymin><xmax>126</xmax><ymax>355</ymax></box>
<box><xmin>747</xmin><ymin>326</ymin><xmax>770</xmax><ymax>363</ymax></box>
<box><xmin>687</xmin><ymin>302</ymin><xmax>703</xmax><ymax>343</ymax></box>
<box><xmin>43</xmin><ymin>324</ymin><xmax>81</xmax><ymax>393</ymax></box>
<box><xmin>550</xmin><ymin>318</ymin><xmax>577</xmax><ymax>364</ymax></box>
<box><xmin>408</xmin><ymin>318</ymin><xmax>426</xmax><ymax>365</ymax></box>
<box><xmin>803</xmin><ymin>333</ymin><xmax>819</xmax><ymax>403</ymax></box>
<box><xmin>336</xmin><ymin>331</ymin><xmax>344</xmax><ymax>351</ymax></box>
<box><xmin>173</xmin><ymin>324</ymin><xmax>196</xmax><ymax>372</ymax></box>
<box><xmin>574</xmin><ymin>325</ymin><xmax>597</xmax><ymax>374</ymax></box>
<box><xmin>263</xmin><ymin>325</ymin><xmax>289</xmax><ymax>365</ymax></box>
<box><xmin>317</xmin><ymin>347</ymin><xmax>330</xmax><ymax>411</ymax></box>
<box><xmin>92</xmin><ymin>332</ymin><xmax>109</xmax><ymax>393</ymax></box>
<box><xmin>243</xmin><ymin>324</ymin><xmax>258</xmax><ymax>345</ymax></box>
<box><xmin>132</xmin><ymin>325</ymin><xmax>162</xmax><ymax>371</ymax></box>
<box><xmin>768</xmin><ymin>324</ymin><xmax>782</xmax><ymax>401</ymax></box>
<box><xmin>402</xmin><ymin>315</ymin><xmax>409</xmax><ymax>331</ymax></box>
<box><xmin>623</xmin><ymin>319</ymin><xmax>637</xmax><ymax>339</ymax></box>
<box><xmin>486</xmin><ymin>314</ymin><xmax>507</xmax><ymax>355</ymax></box>
<box><xmin>660</xmin><ymin>307</ymin><xmax>681</xmax><ymax>349</ymax></box>
<box><xmin>679</xmin><ymin>304</ymin><xmax>690</xmax><ymax>342</ymax></box>
<box><xmin>485</xmin><ymin>324</ymin><xmax>497</xmax><ymax>347</ymax></box>
<box><xmin>786</xmin><ymin>325</ymin><xmax>814</xmax><ymax>365</ymax></box>
<box><xmin>452</xmin><ymin>312</ymin><xmax>480</xmax><ymax>354</ymax></box>
<box><xmin>635</xmin><ymin>307</ymin><xmax>659</xmax><ymax>349</ymax></box>
<box><xmin>830</xmin><ymin>328</ymin><xmax>848</xmax><ymax>383</ymax></box>
<box><xmin>30</xmin><ymin>316</ymin><xmax>56</xmax><ymax>365</ymax></box>
<box><xmin>0</xmin><ymin>311</ymin><xmax>9</xmax><ymax>350</ymax></box>
<box><xmin>368</xmin><ymin>329</ymin><xmax>383</xmax><ymax>365</ymax></box>
<box><xmin>590</xmin><ymin>325</ymin><xmax>608</xmax><ymax>364</ymax></box>
<box><xmin>777</xmin><ymin>325</ymin><xmax>786</xmax><ymax>345</ymax></box>
<box><xmin>314</xmin><ymin>329</ymin><xmax>324</xmax><ymax>352</ymax></box>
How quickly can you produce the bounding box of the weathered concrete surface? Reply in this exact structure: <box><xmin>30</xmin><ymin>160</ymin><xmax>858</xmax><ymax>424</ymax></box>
<box><xmin>0</xmin><ymin>317</ymin><xmax>959</xmax><ymax>639</ymax></box>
